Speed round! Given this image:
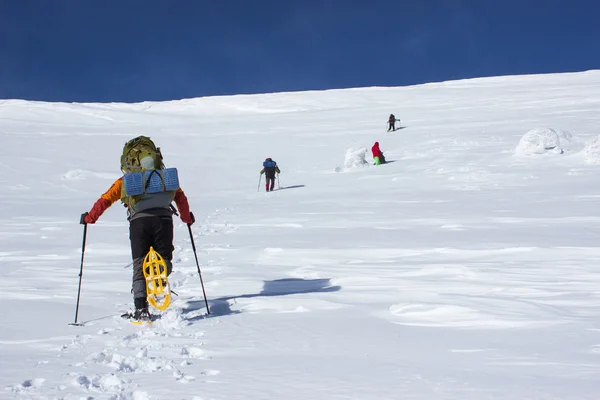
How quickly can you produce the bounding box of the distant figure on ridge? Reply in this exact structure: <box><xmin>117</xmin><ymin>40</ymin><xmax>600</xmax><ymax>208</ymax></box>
<box><xmin>372</xmin><ymin>142</ymin><xmax>386</xmax><ymax>165</ymax></box>
<box><xmin>387</xmin><ymin>114</ymin><xmax>399</xmax><ymax>132</ymax></box>
<box><xmin>260</xmin><ymin>158</ymin><xmax>281</xmax><ymax>192</ymax></box>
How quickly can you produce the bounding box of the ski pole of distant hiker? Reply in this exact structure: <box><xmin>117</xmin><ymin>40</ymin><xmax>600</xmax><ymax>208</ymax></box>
<box><xmin>71</xmin><ymin>213</ymin><xmax>89</xmax><ymax>326</ymax></box>
<box><xmin>277</xmin><ymin>174</ymin><xmax>280</xmax><ymax>189</ymax></box>
<box><xmin>257</xmin><ymin>174</ymin><xmax>262</xmax><ymax>192</ymax></box>
<box><xmin>187</xmin><ymin>213</ymin><xmax>210</xmax><ymax>314</ymax></box>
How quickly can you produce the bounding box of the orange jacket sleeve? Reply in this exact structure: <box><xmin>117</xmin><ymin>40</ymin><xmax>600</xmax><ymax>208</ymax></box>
<box><xmin>174</xmin><ymin>188</ymin><xmax>193</xmax><ymax>224</ymax></box>
<box><xmin>85</xmin><ymin>178</ymin><xmax>122</xmax><ymax>224</ymax></box>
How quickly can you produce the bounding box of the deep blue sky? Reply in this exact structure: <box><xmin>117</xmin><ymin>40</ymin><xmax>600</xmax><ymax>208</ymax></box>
<box><xmin>1</xmin><ymin>0</ymin><xmax>599</xmax><ymax>102</ymax></box>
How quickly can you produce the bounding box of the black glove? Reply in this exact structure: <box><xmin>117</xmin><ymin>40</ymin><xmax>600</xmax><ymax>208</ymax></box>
<box><xmin>80</xmin><ymin>212</ymin><xmax>89</xmax><ymax>225</ymax></box>
<box><xmin>183</xmin><ymin>211</ymin><xmax>195</xmax><ymax>225</ymax></box>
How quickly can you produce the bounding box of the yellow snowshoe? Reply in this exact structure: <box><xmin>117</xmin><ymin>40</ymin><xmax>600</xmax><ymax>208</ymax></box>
<box><xmin>143</xmin><ymin>246</ymin><xmax>171</xmax><ymax>311</ymax></box>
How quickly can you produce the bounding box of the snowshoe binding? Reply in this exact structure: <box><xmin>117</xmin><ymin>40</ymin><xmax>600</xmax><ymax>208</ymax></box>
<box><xmin>121</xmin><ymin>308</ymin><xmax>153</xmax><ymax>325</ymax></box>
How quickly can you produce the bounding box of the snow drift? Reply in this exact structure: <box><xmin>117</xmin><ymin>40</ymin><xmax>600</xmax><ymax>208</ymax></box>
<box><xmin>582</xmin><ymin>135</ymin><xmax>600</xmax><ymax>163</ymax></box>
<box><xmin>342</xmin><ymin>147</ymin><xmax>369</xmax><ymax>171</ymax></box>
<box><xmin>515</xmin><ymin>127</ymin><xmax>565</xmax><ymax>155</ymax></box>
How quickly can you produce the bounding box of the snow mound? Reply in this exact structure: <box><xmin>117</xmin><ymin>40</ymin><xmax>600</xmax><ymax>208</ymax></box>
<box><xmin>557</xmin><ymin>130</ymin><xmax>573</xmax><ymax>142</ymax></box>
<box><xmin>341</xmin><ymin>147</ymin><xmax>369</xmax><ymax>171</ymax></box>
<box><xmin>515</xmin><ymin>128</ymin><xmax>564</xmax><ymax>155</ymax></box>
<box><xmin>582</xmin><ymin>135</ymin><xmax>600</xmax><ymax>163</ymax></box>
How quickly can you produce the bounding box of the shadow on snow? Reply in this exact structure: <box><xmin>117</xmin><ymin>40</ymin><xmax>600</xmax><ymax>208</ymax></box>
<box><xmin>276</xmin><ymin>184</ymin><xmax>305</xmax><ymax>191</ymax></box>
<box><xmin>183</xmin><ymin>278</ymin><xmax>340</xmax><ymax>322</ymax></box>
<box><xmin>373</xmin><ymin>160</ymin><xmax>396</xmax><ymax>165</ymax></box>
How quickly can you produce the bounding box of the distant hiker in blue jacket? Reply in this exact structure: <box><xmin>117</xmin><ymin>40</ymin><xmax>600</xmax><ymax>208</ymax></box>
<box><xmin>260</xmin><ymin>158</ymin><xmax>280</xmax><ymax>192</ymax></box>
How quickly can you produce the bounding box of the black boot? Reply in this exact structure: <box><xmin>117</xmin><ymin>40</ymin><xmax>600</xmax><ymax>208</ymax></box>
<box><xmin>133</xmin><ymin>307</ymin><xmax>150</xmax><ymax>321</ymax></box>
<box><xmin>133</xmin><ymin>297</ymin><xmax>150</xmax><ymax>321</ymax></box>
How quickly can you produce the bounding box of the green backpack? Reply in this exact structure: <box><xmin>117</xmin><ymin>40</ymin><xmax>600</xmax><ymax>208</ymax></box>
<box><xmin>120</xmin><ymin>136</ymin><xmax>164</xmax><ymax>174</ymax></box>
<box><xmin>120</xmin><ymin>136</ymin><xmax>174</xmax><ymax>209</ymax></box>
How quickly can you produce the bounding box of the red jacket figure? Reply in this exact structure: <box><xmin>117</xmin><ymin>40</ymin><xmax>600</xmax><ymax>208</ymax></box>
<box><xmin>372</xmin><ymin>142</ymin><xmax>386</xmax><ymax>165</ymax></box>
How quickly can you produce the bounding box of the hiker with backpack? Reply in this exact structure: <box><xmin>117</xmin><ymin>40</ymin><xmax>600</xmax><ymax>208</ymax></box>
<box><xmin>260</xmin><ymin>158</ymin><xmax>280</xmax><ymax>192</ymax></box>
<box><xmin>81</xmin><ymin>136</ymin><xmax>194</xmax><ymax>322</ymax></box>
<box><xmin>372</xmin><ymin>141</ymin><xmax>386</xmax><ymax>165</ymax></box>
<box><xmin>387</xmin><ymin>114</ymin><xmax>398</xmax><ymax>132</ymax></box>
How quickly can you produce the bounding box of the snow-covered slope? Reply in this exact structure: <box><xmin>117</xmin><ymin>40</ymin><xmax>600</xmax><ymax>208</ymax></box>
<box><xmin>2</xmin><ymin>71</ymin><xmax>600</xmax><ymax>399</ymax></box>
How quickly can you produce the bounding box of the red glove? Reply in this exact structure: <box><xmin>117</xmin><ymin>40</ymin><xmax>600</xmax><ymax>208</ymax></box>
<box><xmin>84</xmin><ymin>198</ymin><xmax>112</xmax><ymax>224</ymax></box>
<box><xmin>174</xmin><ymin>190</ymin><xmax>194</xmax><ymax>225</ymax></box>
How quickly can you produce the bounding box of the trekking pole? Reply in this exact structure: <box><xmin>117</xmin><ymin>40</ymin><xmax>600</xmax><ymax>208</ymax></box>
<box><xmin>257</xmin><ymin>174</ymin><xmax>262</xmax><ymax>192</ymax></box>
<box><xmin>187</xmin><ymin>213</ymin><xmax>210</xmax><ymax>314</ymax></box>
<box><xmin>277</xmin><ymin>174</ymin><xmax>280</xmax><ymax>189</ymax></box>
<box><xmin>70</xmin><ymin>213</ymin><xmax>89</xmax><ymax>326</ymax></box>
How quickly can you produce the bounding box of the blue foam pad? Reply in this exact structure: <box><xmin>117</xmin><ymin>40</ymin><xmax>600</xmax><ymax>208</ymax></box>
<box><xmin>161</xmin><ymin>168</ymin><xmax>180</xmax><ymax>192</ymax></box>
<box><xmin>124</xmin><ymin>168</ymin><xmax>179</xmax><ymax>196</ymax></box>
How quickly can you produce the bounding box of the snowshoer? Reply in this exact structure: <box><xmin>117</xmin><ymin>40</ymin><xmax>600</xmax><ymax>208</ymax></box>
<box><xmin>81</xmin><ymin>136</ymin><xmax>194</xmax><ymax>322</ymax></box>
<box><xmin>372</xmin><ymin>142</ymin><xmax>386</xmax><ymax>165</ymax></box>
<box><xmin>387</xmin><ymin>114</ymin><xmax>397</xmax><ymax>132</ymax></box>
<box><xmin>260</xmin><ymin>158</ymin><xmax>280</xmax><ymax>192</ymax></box>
